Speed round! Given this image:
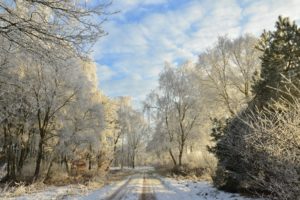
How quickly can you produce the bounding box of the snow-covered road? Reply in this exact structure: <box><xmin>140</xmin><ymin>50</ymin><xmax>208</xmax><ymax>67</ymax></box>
<box><xmin>3</xmin><ymin>172</ymin><xmax>260</xmax><ymax>200</ymax></box>
<box><xmin>70</xmin><ymin>173</ymin><xmax>259</xmax><ymax>200</ymax></box>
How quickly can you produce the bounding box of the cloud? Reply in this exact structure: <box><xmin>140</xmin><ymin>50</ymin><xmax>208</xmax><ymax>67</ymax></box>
<box><xmin>93</xmin><ymin>0</ymin><xmax>300</xmax><ymax>107</ymax></box>
<box><xmin>242</xmin><ymin>0</ymin><xmax>300</xmax><ymax>34</ymax></box>
<box><xmin>109</xmin><ymin>0</ymin><xmax>169</xmax><ymax>18</ymax></box>
<box><xmin>96</xmin><ymin>64</ymin><xmax>115</xmax><ymax>82</ymax></box>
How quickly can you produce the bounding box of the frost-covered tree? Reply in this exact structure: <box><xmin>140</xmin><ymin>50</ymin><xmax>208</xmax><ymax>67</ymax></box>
<box><xmin>210</xmin><ymin>17</ymin><xmax>300</xmax><ymax>199</ymax></box>
<box><xmin>97</xmin><ymin>95</ymin><xmax>119</xmax><ymax>169</ymax></box>
<box><xmin>145</xmin><ymin>62</ymin><xmax>202</xmax><ymax>167</ymax></box>
<box><xmin>54</xmin><ymin>62</ymin><xmax>104</xmax><ymax>175</ymax></box>
<box><xmin>0</xmin><ymin>0</ymin><xmax>110</xmax><ymax>183</ymax></box>
<box><xmin>126</xmin><ymin>110</ymin><xmax>148</xmax><ymax>169</ymax></box>
<box><xmin>115</xmin><ymin>97</ymin><xmax>148</xmax><ymax>168</ymax></box>
<box><xmin>198</xmin><ymin>35</ymin><xmax>260</xmax><ymax>115</ymax></box>
<box><xmin>0</xmin><ymin>0</ymin><xmax>109</xmax><ymax>59</ymax></box>
<box><xmin>0</xmin><ymin>56</ymin><xmax>106</xmax><ymax>182</ymax></box>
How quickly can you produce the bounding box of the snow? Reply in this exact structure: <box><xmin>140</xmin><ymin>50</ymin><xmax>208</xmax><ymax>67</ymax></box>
<box><xmin>109</xmin><ymin>166</ymin><xmax>154</xmax><ymax>172</ymax></box>
<box><xmin>1</xmin><ymin>173</ymin><xmax>261</xmax><ymax>200</ymax></box>
<box><xmin>67</xmin><ymin>176</ymin><xmax>133</xmax><ymax>200</ymax></box>
<box><xmin>156</xmin><ymin>177</ymin><xmax>260</xmax><ymax>200</ymax></box>
<box><xmin>86</xmin><ymin>175</ymin><xmax>261</xmax><ymax>200</ymax></box>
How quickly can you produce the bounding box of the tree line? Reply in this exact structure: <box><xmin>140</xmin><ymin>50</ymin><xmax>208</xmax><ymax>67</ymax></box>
<box><xmin>0</xmin><ymin>0</ymin><xmax>149</xmax><ymax>184</ymax></box>
<box><xmin>0</xmin><ymin>0</ymin><xmax>109</xmax><ymax>182</ymax></box>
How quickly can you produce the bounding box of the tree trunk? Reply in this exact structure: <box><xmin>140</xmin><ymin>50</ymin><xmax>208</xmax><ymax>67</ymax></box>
<box><xmin>10</xmin><ymin>150</ymin><xmax>16</xmax><ymax>180</ymax></box>
<box><xmin>64</xmin><ymin>156</ymin><xmax>69</xmax><ymax>174</ymax></box>
<box><xmin>107</xmin><ymin>136</ymin><xmax>120</xmax><ymax>169</ymax></box>
<box><xmin>88</xmin><ymin>156</ymin><xmax>92</xmax><ymax>170</ymax></box>
<box><xmin>169</xmin><ymin>149</ymin><xmax>177</xmax><ymax>166</ymax></box>
<box><xmin>178</xmin><ymin>148</ymin><xmax>183</xmax><ymax>166</ymax></box>
<box><xmin>34</xmin><ymin>138</ymin><xmax>43</xmax><ymax>181</ymax></box>
<box><xmin>3</xmin><ymin>125</ymin><xmax>10</xmax><ymax>181</ymax></box>
<box><xmin>5</xmin><ymin>140</ymin><xmax>16</xmax><ymax>180</ymax></box>
<box><xmin>17</xmin><ymin>147</ymin><xmax>28</xmax><ymax>174</ymax></box>
<box><xmin>44</xmin><ymin>158</ymin><xmax>54</xmax><ymax>181</ymax></box>
<box><xmin>6</xmin><ymin>148</ymin><xmax>16</xmax><ymax>181</ymax></box>
<box><xmin>178</xmin><ymin>139</ymin><xmax>186</xmax><ymax>167</ymax></box>
<box><xmin>132</xmin><ymin>154</ymin><xmax>135</xmax><ymax>169</ymax></box>
<box><xmin>106</xmin><ymin>152</ymin><xmax>116</xmax><ymax>171</ymax></box>
<box><xmin>121</xmin><ymin>137</ymin><xmax>124</xmax><ymax>170</ymax></box>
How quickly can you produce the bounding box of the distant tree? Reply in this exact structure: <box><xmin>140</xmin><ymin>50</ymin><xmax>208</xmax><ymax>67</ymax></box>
<box><xmin>99</xmin><ymin>95</ymin><xmax>120</xmax><ymax>170</ymax></box>
<box><xmin>126</xmin><ymin>110</ymin><xmax>147</xmax><ymax>169</ymax></box>
<box><xmin>107</xmin><ymin>97</ymin><xmax>148</xmax><ymax>169</ymax></box>
<box><xmin>145</xmin><ymin>63</ymin><xmax>202</xmax><ymax>168</ymax></box>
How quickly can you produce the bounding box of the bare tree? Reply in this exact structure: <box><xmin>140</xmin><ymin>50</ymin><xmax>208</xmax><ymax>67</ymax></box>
<box><xmin>198</xmin><ymin>35</ymin><xmax>260</xmax><ymax>115</ymax></box>
<box><xmin>29</xmin><ymin>62</ymin><xmax>78</xmax><ymax>180</ymax></box>
<box><xmin>198</xmin><ymin>37</ymin><xmax>235</xmax><ymax>115</ymax></box>
<box><xmin>0</xmin><ymin>0</ymin><xmax>110</xmax><ymax>59</ymax></box>
<box><xmin>99</xmin><ymin>95</ymin><xmax>120</xmax><ymax>169</ymax></box>
<box><xmin>113</xmin><ymin>97</ymin><xmax>148</xmax><ymax>169</ymax></box>
<box><xmin>126</xmin><ymin>110</ymin><xmax>147</xmax><ymax>168</ymax></box>
<box><xmin>145</xmin><ymin>63</ymin><xmax>202</xmax><ymax>167</ymax></box>
<box><xmin>228</xmin><ymin>35</ymin><xmax>260</xmax><ymax>100</ymax></box>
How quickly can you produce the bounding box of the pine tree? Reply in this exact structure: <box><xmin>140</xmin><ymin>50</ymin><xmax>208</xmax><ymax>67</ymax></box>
<box><xmin>211</xmin><ymin>16</ymin><xmax>300</xmax><ymax>194</ymax></box>
<box><xmin>253</xmin><ymin>16</ymin><xmax>300</xmax><ymax>107</ymax></box>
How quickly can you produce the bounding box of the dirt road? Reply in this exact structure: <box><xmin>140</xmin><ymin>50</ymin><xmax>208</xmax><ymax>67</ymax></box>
<box><xmin>6</xmin><ymin>168</ymin><xmax>260</xmax><ymax>200</ymax></box>
<box><xmin>139</xmin><ymin>174</ymin><xmax>156</xmax><ymax>200</ymax></box>
<box><xmin>104</xmin><ymin>173</ymin><xmax>157</xmax><ymax>200</ymax></box>
<box><xmin>101</xmin><ymin>171</ymin><xmax>259</xmax><ymax>200</ymax></box>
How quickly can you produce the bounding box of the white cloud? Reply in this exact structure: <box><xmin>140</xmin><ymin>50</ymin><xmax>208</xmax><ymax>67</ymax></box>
<box><xmin>110</xmin><ymin>0</ymin><xmax>168</xmax><ymax>16</ymax></box>
<box><xmin>242</xmin><ymin>0</ymin><xmax>300</xmax><ymax>34</ymax></box>
<box><xmin>96</xmin><ymin>64</ymin><xmax>115</xmax><ymax>82</ymax></box>
<box><xmin>93</xmin><ymin>0</ymin><xmax>300</xmax><ymax>108</ymax></box>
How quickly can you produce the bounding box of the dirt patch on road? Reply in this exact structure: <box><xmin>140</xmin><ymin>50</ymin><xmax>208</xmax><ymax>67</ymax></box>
<box><xmin>140</xmin><ymin>174</ymin><xmax>156</xmax><ymax>200</ymax></box>
<box><xmin>105</xmin><ymin>177</ymin><xmax>132</xmax><ymax>200</ymax></box>
<box><xmin>106</xmin><ymin>169</ymin><xmax>136</xmax><ymax>183</ymax></box>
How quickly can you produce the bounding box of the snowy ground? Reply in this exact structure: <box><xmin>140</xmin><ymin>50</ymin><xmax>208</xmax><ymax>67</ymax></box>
<box><xmin>156</xmin><ymin>176</ymin><xmax>258</xmax><ymax>200</ymax></box>
<box><xmin>1</xmin><ymin>170</ymin><xmax>261</xmax><ymax>200</ymax></box>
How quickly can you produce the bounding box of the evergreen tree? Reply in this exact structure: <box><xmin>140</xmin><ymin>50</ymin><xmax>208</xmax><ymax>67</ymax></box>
<box><xmin>210</xmin><ymin>16</ymin><xmax>300</xmax><ymax>194</ymax></box>
<box><xmin>253</xmin><ymin>16</ymin><xmax>300</xmax><ymax>107</ymax></box>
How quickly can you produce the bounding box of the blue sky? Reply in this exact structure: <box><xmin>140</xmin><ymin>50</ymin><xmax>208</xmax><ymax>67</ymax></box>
<box><xmin>92</xmin><ymin>0</ymin><xmax>300</xmax><ymax>107</ymax></box>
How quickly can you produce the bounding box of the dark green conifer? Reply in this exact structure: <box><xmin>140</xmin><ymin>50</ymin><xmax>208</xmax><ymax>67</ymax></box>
<box><xmin>253</xmin><ymin>16</ymin><xmax>300</xmax><ymax>106</ymax></box>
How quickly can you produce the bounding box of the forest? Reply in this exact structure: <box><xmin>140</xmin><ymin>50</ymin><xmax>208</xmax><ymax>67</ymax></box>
<box><xmin>0</xmin><ymin>1</ymin><xmax>299</xmax><ymax>200</ymax></box>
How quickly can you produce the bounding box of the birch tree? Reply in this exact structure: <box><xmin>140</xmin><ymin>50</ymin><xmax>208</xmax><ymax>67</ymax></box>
<box><xmin>145</xmin><ymin>63</ymin><xmax>202</xmax><ymax>167</ymax></box>
<box><xmin>198</xmin><ymin>35</ymin><xmax>260</xmax><ymax>115</ymax></box>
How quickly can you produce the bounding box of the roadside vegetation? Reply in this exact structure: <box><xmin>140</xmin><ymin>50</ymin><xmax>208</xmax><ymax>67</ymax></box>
<box><xmin>144</xmin><ymin>16</ymin><xmax>300</xmax><ymax>200</ymax></box>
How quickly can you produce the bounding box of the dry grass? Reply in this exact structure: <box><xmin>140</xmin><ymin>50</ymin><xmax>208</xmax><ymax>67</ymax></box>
<box><xmin>0</xmin><ymin>181</ymin><xmax>46</xmax><ymax>198</ymax></box>
<box><xmin>105</xmin><ymin>169</ymin><xmax>136</xmax><ymax>184</ymax></box>
<box><xmin>155</xmin><ymin>165</ymin><xmax>213</xmax><ymax>182</ymax></box>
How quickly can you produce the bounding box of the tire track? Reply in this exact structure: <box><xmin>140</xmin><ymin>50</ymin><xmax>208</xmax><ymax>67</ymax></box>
<box><xmin>104</xmin><ymin>173</ymin><xmax>157</xmax><ymax>200</ymax></box>
<box><xmin>104</xmin><ymin>177</ymin><xmax>132</xmax><ymax>200</ymax></box>
<box><xmin>139</xmin><ymin>174</ymin><xmax>156</xmax><ymax>200</ymax></box>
